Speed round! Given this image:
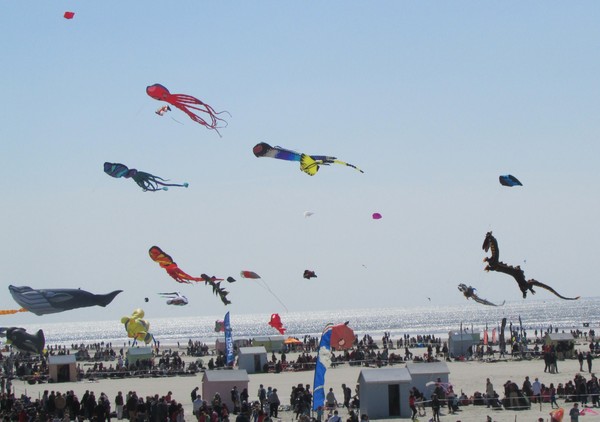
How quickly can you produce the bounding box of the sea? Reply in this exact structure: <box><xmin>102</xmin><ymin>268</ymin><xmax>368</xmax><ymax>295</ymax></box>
<box><xmin>13</xmin><ymin>297</ymin><xmax>600</xmax><ymax>347</ymax></box>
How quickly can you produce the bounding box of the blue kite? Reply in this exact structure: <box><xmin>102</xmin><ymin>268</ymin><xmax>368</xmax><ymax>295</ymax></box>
<box><xmin>499</xmin><ymin>174</ymin><xmax>522</xmax><ymax>187</ymax></box>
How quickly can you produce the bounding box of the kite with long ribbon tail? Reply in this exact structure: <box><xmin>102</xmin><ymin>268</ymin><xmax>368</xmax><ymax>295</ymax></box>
<box><xmin>240</xmin><ymin>270</ymin><xmax>288</xmax><ymax>311</ymax></box>
<box><xmin>149</xmin><ymin>246</ymin><xmax>232</xmax><ymax>305</ymax></box>
<box><xmin>253</xmin><ymin>142</ymin><xmax>364</xmax><ymax>176</ymax></box>
<box><xmin>104</xmin><ymin>162</ymin><xmax>188</xmax><ymax>192</ymax></box>
<box><xmin>146</xmin><ymin>84</ymin><xmax>229</xmax><ymax>136</ymax></box>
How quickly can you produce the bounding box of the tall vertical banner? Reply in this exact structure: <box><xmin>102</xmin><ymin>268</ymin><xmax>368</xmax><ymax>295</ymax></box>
<box><xmin>312</xmin><ymin>324</ymin><xmax>333</xmax><ymax>411</ymax></box>
<box><xmin>224</xmin><ymin>311</ymin><xmax>234</xmax><ymax>366</ymax></box>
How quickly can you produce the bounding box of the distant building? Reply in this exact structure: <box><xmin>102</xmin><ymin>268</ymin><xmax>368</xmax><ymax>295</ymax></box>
<box><xmin>357</xmin><ymin>362</ymin><xmax>453</xmax><ymax>419</ymax></box>
<box><xmin>406</xmin><ymin>361</ymin><xmax>450</xmax><ymax>398</ymax></box>
<box><xmin>252</xmin><ymin>336</ymin><xmax>285</xmax><ymax>353</ymax></box>
<box><xmin>237</xmin><ymin>346</ymin><xmax>268</xmax><ymax>374</ymax></box>
<box><xmin>202</xmin><ymin>370</ymin><xmax>249</xmax><ymax>410</ymax></box>
<box><xmin>357</xmin><ymin>368</ymin><xmax>412</xmax><ymax>419</ymax></box>
<box><xmin>126</xmin><ymin>347</ymin><xmax>153</xmax><ymax>367</ymax></box>
<box><xmin>544</xmin><ymin>332</ymin><xmax>576</xmax><ymax>359</ymax></box>
<box><xmin>447</xmin><ymin>330</ymin><xmax>480</xmax><ymax>358</ymax></box>
<box><xmin>48</xmin><ymin>355</ymin><xmax>77</xmax><ymax>382</ymax></box>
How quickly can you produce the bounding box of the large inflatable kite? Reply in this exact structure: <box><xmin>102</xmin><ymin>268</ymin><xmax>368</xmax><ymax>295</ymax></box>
<box><xmin>8</xmin><ymin>285</ymin><xmax>122</xmax><ymax>316</ymax></box>
<box><xmin>253</xmin><ymin>142</ymin><xmax>364</xmax><ymax>176</ymax></box>
<box><xmin>146</xmin><ymin>84</ymin><xmax>229</xmax><ymax>135</ymax></box>
<box><xmin>104</xmin><ymin>162</ymin><xmax>188</xmax><ymax>192</ymax></box>
<box><xmin>482</xmin><ymin>232</ymin><xmax>579</xmax><ymax>300</ymax></box>
<box><xmin>121</xmin><ymin>309</ymin><xmax>154</xmax><ymax>345</ymax></box>
<box><xmin>458</xmin><ymin>283</ymin><xmax>504</xmax><ymax>306</ymax></box>
<box><xmin>0</xmin><ymin>327</ymin><xmax>45</xmax><ymax>355</ymax></box>
<box><xmin>149</xmin><ymin>246</ymin><xmax>231</xmax><ymax>305</ymax></box>
<box><xmin>268</xmin><ymin>313</ymin><xmax>286</xmax><ymax>335</ymax></box>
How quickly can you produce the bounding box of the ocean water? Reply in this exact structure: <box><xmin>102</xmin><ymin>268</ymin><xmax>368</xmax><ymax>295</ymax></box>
<box><xmin>13</xmin><ymin>297</ymin><xmax>600</xmax><ymax>347</ymax></box>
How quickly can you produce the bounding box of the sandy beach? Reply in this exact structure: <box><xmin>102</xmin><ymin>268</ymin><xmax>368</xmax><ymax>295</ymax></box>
<box><xmin>5</xmin><ymin>340</ymin><xmax>599</xmax><ymax>422</ymax></box>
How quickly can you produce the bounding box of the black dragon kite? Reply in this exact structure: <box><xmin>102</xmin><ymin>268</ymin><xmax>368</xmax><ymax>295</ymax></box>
<box><xmin>458</xmin><ymin>283</ymin><xmax>504</xmax><ymax>306</ymax></box>
<box><xmin>482</xmin><ymin>232</ymin><xmax>580</xmax><ymax>300</ymax></box>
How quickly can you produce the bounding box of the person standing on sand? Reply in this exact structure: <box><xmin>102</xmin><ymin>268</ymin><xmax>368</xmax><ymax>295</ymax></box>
<box><xmin>587</xmin><ymin>352</ymin><xmax>593</xmax><ymax>373</ymax></box>
<box><xmin>431</xmin><ymin>394</ymin><xmax>441</xmax><ymax>422</ymax></box>
<box><xmin>579</xmin><ymin>351</ymin><xmax>585</xmax><ymax>371</ymax></box>
<box><xmin>115</xmin><ymin>392</ymin><xmax>124</xmax><ymax>420</ymax></box>
<box><xmin>569</xmin><ymin>402</ymin><xmax>580</xmax><ymax>421</ymax></box>
<box><xmin>532</xmin><ymin>377</ymin><xmax>542</xmax><ymax>404</ymax></box>
<box><xmin>485</xmin><ymin>378</ymin><xmax>494</xmax><ymax>408</ymax></box>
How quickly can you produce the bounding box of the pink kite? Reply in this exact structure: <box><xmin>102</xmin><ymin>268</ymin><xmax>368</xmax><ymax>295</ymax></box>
<box><xmin>63</xmin><ymin>11</ymin><xmax>75</xmax><ymax>19</ymax></box>
<box><xmin>240</xmin><ymin>270</ymin><xmax>261</xmax><ymax>279</ymax></box>
<box><xmin>372</xmin><ymin>213</ymin><xmax>382</xmax><ymax>220</ymax></box>
<box><xmin>146</xmin><ymin>84</ymin><xmax>229</xmax><ymax>136</ymax></box>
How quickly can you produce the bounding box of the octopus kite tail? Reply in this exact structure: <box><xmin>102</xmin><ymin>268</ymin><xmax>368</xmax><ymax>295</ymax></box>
<box><xmin>132</xmin><ymin>171</ymin><xmax>189</xmax><ymax>192</ymax></box>
<box><xmin>171</xmin><ymin>94</ymin><xmax>231</xmax><ymax>136</ymax></box>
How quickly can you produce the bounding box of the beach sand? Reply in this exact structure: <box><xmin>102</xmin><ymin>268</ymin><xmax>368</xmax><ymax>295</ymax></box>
<box><xmin>9</xmin><ymin>344</ymin><xmax>598</xmax><ymax>422</ymax></box>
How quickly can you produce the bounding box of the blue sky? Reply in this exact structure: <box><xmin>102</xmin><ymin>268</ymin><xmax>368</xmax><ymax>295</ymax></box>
<box><xmin>1</xmin><ymin>2</ymin><xmax>599</xmax><ymax>324</ymax></box>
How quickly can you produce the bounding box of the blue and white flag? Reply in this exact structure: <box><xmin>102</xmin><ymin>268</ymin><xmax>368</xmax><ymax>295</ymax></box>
<box><xmin>224</xmin><ymin>311</ymin><xmax>234</xmax><ymax>366</ymax></box>
<box><xmin>312</xmin><ymin>323</ymin><xmax>334</xmax><ymax>410</ymax></box>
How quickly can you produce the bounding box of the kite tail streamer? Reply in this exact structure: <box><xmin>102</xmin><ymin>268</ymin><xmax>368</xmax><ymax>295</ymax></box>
<box><xmin>332</xmin><ymin>160</ymin><xmax>364</xmax><ymax>174</ymax></box>
<box><xmin>0</xmin><ymin>308</ymin><xmax>28</xmax><ymax>316</ymax></box>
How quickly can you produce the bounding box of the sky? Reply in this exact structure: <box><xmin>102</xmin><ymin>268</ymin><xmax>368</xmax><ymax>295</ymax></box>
<box><xmin>1</xmin><ymin>2</ymin><xmax>599</xmax><ymax>325</ymax></box>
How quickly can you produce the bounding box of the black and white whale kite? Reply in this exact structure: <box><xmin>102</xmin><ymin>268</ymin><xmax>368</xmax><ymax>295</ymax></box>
<box><xmin>8</xmin><ymin>285</ymin><xmax>123</xmax><ymax>316</ymax></box>
<box><xmin>0</xmin><ymin>327</ymin><xmax>45</xmax><ymax>354</ymax></box>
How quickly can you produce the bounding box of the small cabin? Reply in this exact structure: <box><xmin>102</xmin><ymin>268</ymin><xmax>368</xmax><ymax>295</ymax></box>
<box><xmin>447</xmin><ymin>330</ymin><xmax>480</xmax><ymax>358</ymax></box>
<box><xmin>252</xmin><ymin>336</ymin><xmax>285</xmax><ymax>353</ymax></box>
<box><xmin>237</xmin><ymin>347</ymin><xmax>268</xmax><ymax>374</ymax></box>
<box><xmin>544</xmin><ymin>332</ymin><xmax>576</xmax><ymax>359</ymax></box>
<box><xmin>202</xmin><ymin>370</ymin><xmax>249</xmax><ymax>410</ymax></box>
<box><xmin>406</xmin><ymin>361</ymin><xmax>450</xmax><ymax>398</ymax></box>
<box><xmin>126</xmin><ymin>347</ymin><xmax>154</xmax><ymax>367</ymax></box>
<box><xmin>357</xmin><ymin>367</ymin><xmax>412</xmax><ymax>419</ymax></box>
<box><xmin>48</xmin><ymin>355</ymin><xmax>77</xmax><ymax>383</ymax></box>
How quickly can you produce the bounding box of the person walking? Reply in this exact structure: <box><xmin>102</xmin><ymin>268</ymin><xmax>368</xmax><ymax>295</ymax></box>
<box><xmin>409</xmin><ymin>393</ymin><xmax>417</xmax><ymax>421</ymax></box>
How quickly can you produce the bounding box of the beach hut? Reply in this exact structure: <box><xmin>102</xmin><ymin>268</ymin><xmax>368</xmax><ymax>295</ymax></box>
<box><xmin>447</xmin><ymin>330</ymin><xmax>480</xmax><ymax>358</ymax></box>
<box><xmin>252</xmin><ymin>335</ymin><xmax>285</xmax><ymax>353</ymax></box>
<box><xmin>202</xmin><ymin>370</ymin><xmax>249</xmax><ymax>410</ymax></box>
<box><xmin>237</xmin><ymin>346</ymin><xmax>268</xmax><ymax>374</ymax></box>
<box><xmin>48</xmin><ymin>355</ymin><xmax>77</xmax><ymax>383</ymax></box>
<box><xmin>357</xmin><ymin>367</ymin><xmax>412</xmax><ymax>419</ymax></box>
<box><xmin>544</xmin><ymin>332</ymin><xmax>576</xmax><ymax>359</ymax></box>
<box><xmin>126</xmin><ymin>347</ymin><xmax>153</xmax><ymax>367</ymax></box>
<box><xmin>215</xmin><ymin>338</ymin><xmax>251</xmax><ymax>355</ymax></box>
<box><xmin>406</xmin><ymin>361</ymin><xmax>450</xmax><ymax>398</ymax></box>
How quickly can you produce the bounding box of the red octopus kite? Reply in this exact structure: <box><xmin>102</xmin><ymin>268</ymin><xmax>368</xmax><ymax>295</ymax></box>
<box><xmin>268</xmin><ymin>313</ymin><xmax>286</xmax><ymax>335</ymax></box>
<box><xmin>146</xmin><ymin>84</ymin><xmax>229</xmax><ymax>136</ymax></box>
